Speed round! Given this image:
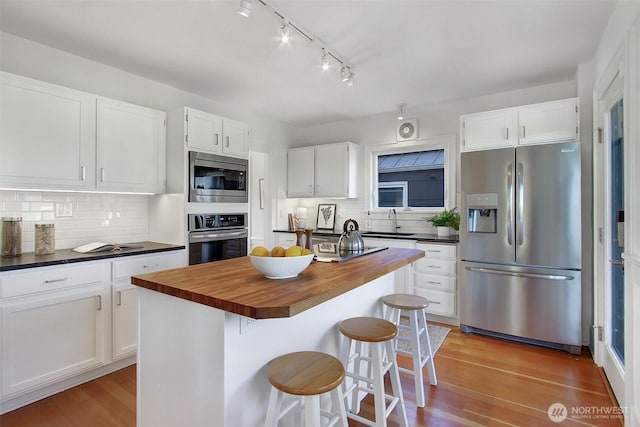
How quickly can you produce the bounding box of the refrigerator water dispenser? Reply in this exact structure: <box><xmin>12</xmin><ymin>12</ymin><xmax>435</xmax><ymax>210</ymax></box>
<box><xmin>467</xmin><ymin>193</ymin><xmax>497</xmax><ymax>233</ymax></box>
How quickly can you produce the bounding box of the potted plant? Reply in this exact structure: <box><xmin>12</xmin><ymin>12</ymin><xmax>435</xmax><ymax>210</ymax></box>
<box><xmin>425</xmin><ymin>208</ymin><xmax>460</xmax><ymax>237</ymax></box>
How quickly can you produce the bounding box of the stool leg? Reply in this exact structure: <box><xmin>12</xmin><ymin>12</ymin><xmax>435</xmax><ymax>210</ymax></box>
<box><xmin>303</xmin><ymin>395</ymin><xmax>321</xmax><ymax>427</ymax></box>
<box><xmin>264</xmin><ymin>387</ymin><xmax>281</xmax><ymax>427</ymax></box>
<box><xmin>330</xmin><ymin>384</ymin><xmax>349</xmax><ymax>427</ymax></box>
<box><xmin>408</xmin><ymin>309</ymin><xmax>426</xmax><ymax>407</ymax></box>
<box><xmin>419</xmin><ymin>309</ymin><xmax>437</xmax><ymax>386</ymax></box>
<box><xmin>385</xmin><ymin>340</ymin><xmax>409</xmax><ymax>427</ymax></box>
<box><xmin>371</xmin><ymin>342</ymin><xmax>388</xmax><ymax>427</ymax></box>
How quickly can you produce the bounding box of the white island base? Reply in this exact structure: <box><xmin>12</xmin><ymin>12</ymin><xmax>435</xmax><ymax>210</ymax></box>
<box><xmin>136</xmin><ymin>273</ymin><xmax>395</xmax><ymax>427</ymax></box>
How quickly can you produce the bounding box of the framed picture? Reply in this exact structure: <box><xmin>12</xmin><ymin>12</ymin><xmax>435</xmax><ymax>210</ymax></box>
<box><xmin>316</xmin><ymin>204</ymin><xmax>337</xmax><ymax>231</ymax></box>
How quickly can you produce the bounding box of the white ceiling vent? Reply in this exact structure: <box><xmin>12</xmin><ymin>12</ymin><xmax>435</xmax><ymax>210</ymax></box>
<box><xmin>397</xmin><ymin>119</ymin><xmax>418</xmax><ymax>142</ymax></box>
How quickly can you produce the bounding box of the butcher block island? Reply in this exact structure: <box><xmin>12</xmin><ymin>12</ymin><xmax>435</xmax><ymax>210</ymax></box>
<box><xmin>131</xmin><ymin>247</ymin><xmax>423</xmax><ymax>427</ymax></box>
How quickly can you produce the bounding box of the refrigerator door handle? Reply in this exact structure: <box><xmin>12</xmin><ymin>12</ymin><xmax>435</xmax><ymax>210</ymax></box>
<box><xmin>517</xmin><ymin>162</ymin><xmax>524</xmax><ymax>246</ymax></box>
<box><xmin>465</xmin><ymin>266</ymin><xmax>574</xmax><ymax>281</ymax></box>
<box><xmin>507</xmin><ymin>163</ymin><xmax>514</xmax><ymax>246</ymax></box>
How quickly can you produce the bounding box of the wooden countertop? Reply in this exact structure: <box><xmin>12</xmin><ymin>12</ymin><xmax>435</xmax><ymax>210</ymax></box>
<box><xmin>131</xmin><ymin>247</ymin><xmax>424</xmax><ymax>319</ymax></box>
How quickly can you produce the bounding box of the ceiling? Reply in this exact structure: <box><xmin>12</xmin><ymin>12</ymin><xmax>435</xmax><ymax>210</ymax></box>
<box><xmin>0</xmin><ymin>0</ymin><xmax>616</xmax><ymax>127</ymax></box>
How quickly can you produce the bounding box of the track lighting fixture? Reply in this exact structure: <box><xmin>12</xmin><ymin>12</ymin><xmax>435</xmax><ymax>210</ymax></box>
<box><xmin>280</xmin><ymin>21</ymin><xmax>291</xmax><ymax>43</ymax></box>
<box><xmin>321</xmin><ymin>49</ymin><xmax>330</xmax><ymax>71</ymax></box>
<box><xmin>240</xmin><ymin>0</ymin><xmax>355</xmax><ymax>87</ymax></box>
<box><xmin>238</xmin><ymin>0</ymin><xmax>252</xmax><ymax>17</ymax></box>
<box><xmin>397</xmin><ymin>103</ymin><xmax>406</xmax><ymax>120</ymax></box>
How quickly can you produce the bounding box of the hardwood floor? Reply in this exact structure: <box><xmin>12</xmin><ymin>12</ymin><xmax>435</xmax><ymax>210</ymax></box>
<box><xmin>1</xmin><ymin>325</ymin><xmax>621</xmax><ymax>427</ymax></box>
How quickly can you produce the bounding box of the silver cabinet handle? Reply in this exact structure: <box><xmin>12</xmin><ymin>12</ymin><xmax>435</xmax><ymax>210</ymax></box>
<box><xmin>507</xmin><ymin>163</ymin><xmax>514</xmax><ymax>246</ymax></box>
<box><xmin>215</xmin><ymin>133</ymin><xmax>219</xmax><ymax>145</ymax></box>
<box><xmin>226</xmin><ymin>136</ymin><xmax>230</xmax><ymax>148</ymax></box>
<box><xmin>143</xmin><ymin>263</ymin><xmax>160</xmax><ymax>269</ymax></box>
<box><xmin>428</xmin><ymin>265</ymin><xmax>441</xmax><ymax>269</ymax></box>
<box><xmin>522</xmin><ymin>125</ymin><xmax>526</xmax><ymax>138</ymax></box>
<box><xmin>427</xmin><ymin>280</ymin><xmax>441</xmax><ymax>285</ymax></box>
<box><xmin>117</xmin><ymin>291</ymin><xmax>122</xmax><ymax>306</ymax></box>
<box><xmin>427</xmin><ymin>250</ymin><xmax>441</xmax><ymax>253</ymax></box>
<box><xmin>517</xmin><ymin>163</ymin><xmax>524</xmax><ymax>246</ymax></box>
<box><xmin>504</xmin><ymin>127</ymin><xmax>509</xmax><ymax>140</ymax></box>
<box><xmin>81</xmin><ymin>166</ymin><xmax>86</xmax><ymax>181</ymax></box>
<box><xmin>44</xmin><ymin>277</ymin><xmax>68</xmax><ymax>284</ymax></box>
<box><xmin>427</xmin><ymin>300</ymin><xmax>441</xmax><ymax>305</ymax></box>
<box><xmin>101</xmin><ymin>168</ymin><xmax>106</xmax><ymax>182</ymax></box>
<box><xmin>465</xmin><ymin>266</ymin><xmax>574</xmax><ymax>281</ymax></box>
<box><xmin>609</xmin><ymin>259</ymin><xmax>624</xmax><ymax>266</ymax></box>
<box><xmin>97</xmin><ymin>295</ymin><xmax>102</xmax><ymax>311</ymax></box>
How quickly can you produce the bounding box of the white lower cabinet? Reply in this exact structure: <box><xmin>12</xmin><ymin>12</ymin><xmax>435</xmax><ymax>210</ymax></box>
<box><xmin>414</xmin><ymin>242</ymin><xmax>457</xmax><ymax>320</ymax></box>
<box><xmin>363</xmin><ymin>237</ymin><xmax>416</xmax><ymax>293</ymax></box>
<box><xmin>1</xmin><ymin>263</ymin><xmax>110</xmax><ymax>398</ymax></box>
<box><xmin>0</xmin><ymin>249</ymin><xmax>186</xmax><ymax>412</ymax></box>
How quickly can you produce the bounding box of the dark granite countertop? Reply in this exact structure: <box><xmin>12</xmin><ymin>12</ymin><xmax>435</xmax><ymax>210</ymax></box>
<box><xmin>273</xmin><ymin>229</ymin><xmax>458</xmax><ymax>244</ymax></box>
<box><xmin>0</xmin><ymin>242</ymin><xmax>185</xmax><ymax>272</ymax></box>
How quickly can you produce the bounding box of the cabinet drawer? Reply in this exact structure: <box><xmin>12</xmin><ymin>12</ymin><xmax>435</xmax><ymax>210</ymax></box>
<box><xmin>415</xmin><ymin>288</ymin><xmax>456</xmax><ymax>317</ymax></box>
<box><xmin>414</xmin><ymin>258</ymin><xmax>456</xmax><ymax>275</ymax></box>
<box><xmin>416</xmin><ymin>243</ymin><xmax>456</xmax><ymax>259</ymax></box>
<box><xmin>414</xmin><ymin>272</ymin><xmax>456</xmax><ymax>292</ymax></box>
<box><xmin>112</xmin><ymin>253</ymin><xmax>183</xmax><ymax>281</ymax></box>
<box><xmin>274</xmin><ymin>233</ymin><xmax>297</xmax><ymax>247</ymax></box>
<box><xmin>1</xmin><ymin>263</ymin><xmax>110</xmax><ymax>299</ymax></box>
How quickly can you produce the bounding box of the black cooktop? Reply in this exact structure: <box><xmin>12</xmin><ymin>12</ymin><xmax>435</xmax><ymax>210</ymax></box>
<box><xmin>313</xmin><ymin>244</ymin><xmax>388</xmax><ymax>263</ymax></box>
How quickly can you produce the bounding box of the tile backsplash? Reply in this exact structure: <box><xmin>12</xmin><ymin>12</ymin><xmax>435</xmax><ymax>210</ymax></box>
<box><xmin>0</xmin><ymin>191</ymin><xmax>149</xmax><ymax>253</ymax></box>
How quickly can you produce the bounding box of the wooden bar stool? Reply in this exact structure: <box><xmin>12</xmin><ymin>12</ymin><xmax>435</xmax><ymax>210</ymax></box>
<box><xmin>339</xmin><ymin>317</ymin><xmax>408</xmax><ymax>427</ymax></box>
<box><xmin>382</xmin><ymin>293</ymin><xmax>437</xmax><ymax>408</ymax></box>
<box><xmin>264</xmin><ymin>351</ymin><xmax>348</xmax><ymax>427</ymax></box>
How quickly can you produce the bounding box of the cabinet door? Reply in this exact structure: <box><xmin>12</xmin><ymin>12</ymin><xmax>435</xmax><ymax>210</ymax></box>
<box><xmin>315</xmin><ymin>143</ymin><xmax>349</xmax><ymax>197</ymax></box>
<box><xmin>363</xmin><ymin>237</ymin><xmax>416</xmax><ymax>293</ymax></box>
<box><xmin>112</xmin><ymin>283</ymin><xmax>138</xmax><ymax>360</ymax></box>
<box><xmin>222</xmin><ymin>118</ymin><xmax>248</xmax><ymax>157</ymax></box>
<box><xmin>287</xmin><ymin>147</ymin><xmax>315</xmax><ymax>197</ymax></box>
<box><xmin>97</xmin><ymin>98</ymin><xmax>166</xmax><ymax>193</ymax></box>
<box><xmin>186</xmin><ymin>107</ymin><xmax>223</xmax><ymax>153</ymax></box>
<box><xmin>1</xmin><ymin>286</ymin><xmax>106</xmax><ymax>397</ymax></box>
<box><xmin>518</xmin><ymin>98</ymin><xmax>579</xmax><ymax>145</ymax></box>
<box><xmin>461</xmin><ymin>108</ymin><xmax>516</xmax><ymax>152</ymax></box>
<box><xmin>0</xmin><ymin>71</ymin><xmax>96</xmax><ymax>190</ymax></box>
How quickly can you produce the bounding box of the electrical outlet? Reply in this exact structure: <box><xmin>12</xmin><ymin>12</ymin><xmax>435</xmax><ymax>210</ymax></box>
<box><xmin>55</xmin><ymin>202</ymin><xmax>73</xmax><ymax>217</ymax></box>
<box><xmin>239</xmin><ymin>315</ymin><xmax>259</xmax><ymax>334</ymax></box>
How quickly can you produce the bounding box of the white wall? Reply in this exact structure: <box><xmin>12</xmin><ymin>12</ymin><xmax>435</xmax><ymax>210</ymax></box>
<box><xmin>0</xmin><ymin>32</ymin><xmax>293</xmax><ymax>247</ymax></box>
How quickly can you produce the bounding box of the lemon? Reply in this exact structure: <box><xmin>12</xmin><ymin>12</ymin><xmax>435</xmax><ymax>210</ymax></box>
<box><xmin>301</xmin><ymin>248</ymin><xmax>313</xmax><ymax>255</ymax></box>
<box><xmin>271</xmin><ymin>246</ymin><xmax>286</xmax><ymax>257</ymax></box>
<box><xmin>285</xmin><ymin>245</ymin><xmax>303</xmax><ymax>257</ymax></box>
<box><xmin>250</xmin><ymin>246</ymin><xmax>268</xmax><ymax>257</ymax></box>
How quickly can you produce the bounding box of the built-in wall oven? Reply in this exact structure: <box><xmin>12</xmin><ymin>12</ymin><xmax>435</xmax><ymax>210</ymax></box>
<box><xmin>189</xmin><ymin>151</ymin><xmax>248</xmax><ymax>203</ymax></box>
<box><xmin>188</xmin><ymin>213</ymin><xmax>248</xmax><ymax>265</ymax></box>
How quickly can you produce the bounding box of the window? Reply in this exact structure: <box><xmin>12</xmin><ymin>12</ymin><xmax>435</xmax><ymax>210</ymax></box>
<box><xmin>366</xmin><ymin>134</ymin><xmax>456</xmax><ymax>212</ymax></box>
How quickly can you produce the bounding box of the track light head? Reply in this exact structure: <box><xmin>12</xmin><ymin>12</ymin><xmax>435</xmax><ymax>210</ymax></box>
<box><xmin>340</xmin><ymin>66</ymin><xmax>350</xmax><ymax>82</ymax></box>
<box><xmin>397</xmin><ymin>103</ymin><xmax>406</xmax><ymax>120</ymax></box>
<box><xmin>280</xmin><ymin>21</ymin><xmax>291</xmax><ymax>43</ymax></box>
<box><xmin>346</xmin><ymin>71</ymin><xmax>354</xmax><ymax>87</ymax></box>
<box><xmin>321</xmin><ymin>49</ymin><xmax>330</xmax><ymax>71</ymax></box>
<box><xmin>238</xmin><ymin>0</ymin><xmax>252</xmax><ymax>17</ymax></box>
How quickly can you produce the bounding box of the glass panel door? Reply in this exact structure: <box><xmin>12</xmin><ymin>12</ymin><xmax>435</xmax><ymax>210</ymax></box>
<box><xmin>608</xmin><ymin>98</ymin><xmax>625</xmax><ymax>364</ymax></box>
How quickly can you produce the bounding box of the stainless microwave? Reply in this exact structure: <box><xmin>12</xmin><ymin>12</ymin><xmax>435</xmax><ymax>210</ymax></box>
<box><xmin>189</xmin><ymin>151</ymin><xmax>248</xmax><ymax>203</ymax></box>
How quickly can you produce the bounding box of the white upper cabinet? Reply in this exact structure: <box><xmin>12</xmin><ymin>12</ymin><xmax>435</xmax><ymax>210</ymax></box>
<box><xmin>460</xmin><ymin>97</ymin><xmax>579</xmax><ymax>152</ymax></box>
<box><xmin>517</xmin><ymin>98</ymin><xmax>579</xmax><ymax>146</ymax></box>
<box><xmin>0</xmin><ymin>71</ymin><xmax>167</xmax><ymax>193</ymax></box>
<box><xmin>460</xmin><ymin>108</ymin><xmax>517</xmax><ymax>151</ymax></box>
<box><xmin>97</xmin><ymin>97</ymin><xmax>166</xmax><ymax>193</ymax></box>
<box><xmin>287</xmin><ymin>142</ymin><xmax>359</xmax><ymax>199</ymax></box>
<box><xmin>0</xmin><ymin>71</ymin><xmax>96</xmax><ymax>190</ymax></box>
<box><xmin>185</xmin><ymin>107</ymin><xmax>248</xmax><ymax>157</ymax></box>
<box><xmin>287</xmin><ymin>146</ymin><xmax>315</xmax><ymax>197</ymax></box>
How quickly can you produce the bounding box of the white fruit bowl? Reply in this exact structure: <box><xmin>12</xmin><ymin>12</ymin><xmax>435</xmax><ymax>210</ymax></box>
<box><xmin>249</xmin><ymin>254</ymin><xmax>314</xmax><ymax>279</ymax></box>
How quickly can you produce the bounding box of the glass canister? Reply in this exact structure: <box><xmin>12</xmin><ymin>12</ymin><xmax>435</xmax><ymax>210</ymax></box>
<box><xmin>1</xmin><ymin>217</ymin><xmax>22</xmax><ymax>257</ymax></box>
<box><xmin>35</xmin><ymin>223</ymin><xmax>55</xmax><ymax>255</ymax></box>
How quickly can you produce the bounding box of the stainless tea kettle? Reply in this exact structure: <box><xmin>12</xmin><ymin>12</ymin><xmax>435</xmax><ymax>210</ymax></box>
<box><xmin>338</xmin><ymin>219</ymin><xmax>364</xmax><ymax>252</ymax></box>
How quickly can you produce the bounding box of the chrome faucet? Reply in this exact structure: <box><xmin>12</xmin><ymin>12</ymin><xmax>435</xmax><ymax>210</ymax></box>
<box><xmin>388</xmin><ymin>208</ymin><xmax>401</xmax><ymax>233</ymax></box>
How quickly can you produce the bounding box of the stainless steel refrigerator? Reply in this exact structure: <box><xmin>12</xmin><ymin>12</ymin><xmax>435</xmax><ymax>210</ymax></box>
<box><xmin>460</xmin><ymin>141</ymin><xmax>582</xmax><ymax>354</ymax></box>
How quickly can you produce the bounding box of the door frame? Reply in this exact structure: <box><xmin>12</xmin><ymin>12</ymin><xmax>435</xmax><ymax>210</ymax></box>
<box><xmin>593</xmin><ymin>44</ymin><xmax>626</xmax><ymax>406</ymax></box>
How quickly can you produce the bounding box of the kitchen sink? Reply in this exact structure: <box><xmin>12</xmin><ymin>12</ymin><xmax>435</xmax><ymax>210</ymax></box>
<box><xmin>361</xmin><ymin>231</ymin><xmax>416</xmax><ymax>237</ymax></box>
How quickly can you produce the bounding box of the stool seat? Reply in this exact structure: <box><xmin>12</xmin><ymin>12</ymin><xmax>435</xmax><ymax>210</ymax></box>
<box><xmin>268</xmin><ymin>351</ymin><xmax>345</xmax><ymax>396</ymax></box>
<box><xmin>382</xmin><ymin>293</ymin><xmax>429</xmax><ymax>310</ymax></box>
<box><xmin>339</xmin><ymin>317</ymin><xmax>397</xmax><ymax>342</ymax></box>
